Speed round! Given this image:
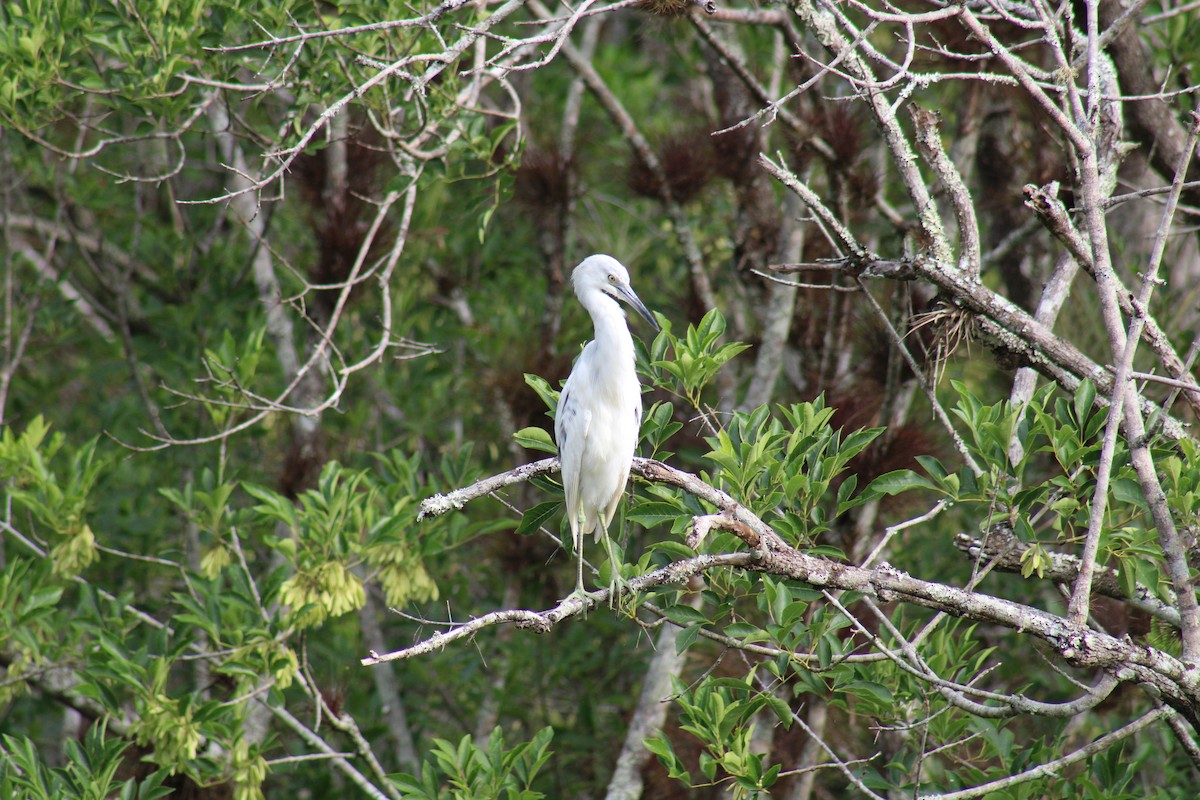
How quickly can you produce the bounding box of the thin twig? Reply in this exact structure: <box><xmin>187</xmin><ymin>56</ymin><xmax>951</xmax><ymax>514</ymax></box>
<box><xmin>918</xmin><ymin>708</ymin><xmax>1166</xmax><ymax>800</ymax></box>
<box><xmin>855</xmin><ymin>279</ymin><xmax>983</xmax><ymax>476</ymax></box>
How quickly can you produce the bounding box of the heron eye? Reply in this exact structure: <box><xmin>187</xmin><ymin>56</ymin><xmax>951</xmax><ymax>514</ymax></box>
<box><xmin>607</xmin><ymin>274</ymin><xmax>617</xmax><ymax>284</ymax></box>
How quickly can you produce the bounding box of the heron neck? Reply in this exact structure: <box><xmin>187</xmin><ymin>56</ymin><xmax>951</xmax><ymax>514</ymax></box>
<box><xmin>586</xmin><ymin>297</ymin><xmax>635</xmax><ymax>358</ymax></box>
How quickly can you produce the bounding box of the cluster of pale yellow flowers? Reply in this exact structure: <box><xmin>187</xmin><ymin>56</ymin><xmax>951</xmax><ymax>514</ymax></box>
<box><xmin>201</xmin><ymin>539</ymin><xmax>439</xmax><ymax>627</ymax></box>
<box><xmin>365</xmin><ymin>543</ymin><xmax>439</xmax><ymax>608</ymax></box>
<box><xmin>134</xmin><ymin>692</ymin><xmax>202</xmax><ymax>773</ymax></box>
<box><xmin>278</xmin><ymin>560</ymin><xmax>366</xmax><ymax>628</ymax></box>
<box><xmin>50</xmin><ymin>522</ymin><xmax>96</xmax><ymax>577</ymax></box>
<box><xmin>199</xmin><ymin>543</ymin><xmax>232</xmax><ymax>580</ymax></box>
<box><xmin>231</xmin><ymin>737</ymin><xmax>269</xmax><ymax>800</ymax></box>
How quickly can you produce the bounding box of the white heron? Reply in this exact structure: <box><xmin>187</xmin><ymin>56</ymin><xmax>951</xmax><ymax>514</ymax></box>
<box><xmin>555</xmin><ymin>254</ymin><xmax>660</xmax><ymax>600</ymax></box>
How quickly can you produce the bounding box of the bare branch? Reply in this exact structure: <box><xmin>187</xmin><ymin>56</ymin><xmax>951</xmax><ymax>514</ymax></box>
<box><xmin>406</xmin><ymin>458</ymin><xmax>1199</xmax><ymax>719</ymax></box>
<box><xmin>265</xmin><ymin>702</ymin><xmax>392</xmax><ymax>800</ymax></box>
<box><xmin>918</xmin><ymin>708</ymin><xmax>1166</xmax><ymax>800</ymax></box>
<box><xmin>854</xmin><ymin>279</ymin><xmax>984</xmax><ymax>476</ymax></box>
<box><xmin>526</xmin><ymin>0</ymin><xmax>718</xmax><ymax>315</ymax></box>
<box><xmin>208</xmin><ymin>0</ymin><xmax>483</xmax><ymax>53</ymax></box>
<box><xmin>759</xmin><ymin>154</ymin><xmax>869</xmax><ymax>260</ymax></box>
<box><xmin>1024</xmin><ymin>181</ymin><xmax>1200</xmax><ymax>418</ymax></box>
<box><xmin>1070</xmin><ymin>110</ymin><xmax>1200</xmax><ymax>630</ymax></box>
<box><xmin>789</xmin><ymin>0</ymin><xmax>953</xmax><ymax>267</ymax></box>
<box><xmin>910</xmin><ymin>106</ymin><xmax>982</xmax><ymax>278</ymax></box>
<box><xmin>953</xmin><ymin>531</ymin><xmax>1181</xmax><ymax>627</ymax></box>
<box><xmin>361</xmin><ymin>552</ymin><xmax>759</xmax><ymax>665</ymax></box>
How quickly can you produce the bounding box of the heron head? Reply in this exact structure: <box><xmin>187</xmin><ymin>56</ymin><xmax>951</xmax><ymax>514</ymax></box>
<box><xmin>571</xmin><ymin>254</ymin><xmax>661</xmax><ymax>332</ymax></box>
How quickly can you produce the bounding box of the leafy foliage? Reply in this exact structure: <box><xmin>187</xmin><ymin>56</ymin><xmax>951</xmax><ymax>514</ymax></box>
<box><xmin>1</xmin><ymin>722</ymin><xmax>172</xmax><ymax>800</ymax></box>
<box><xmin>388</xmin><ymin>727</ymin><xmax>554</xmax><ymax>800</ymax></box>
<box><xmin>3</xmin><ymin>0</ymin><xmax>1200</xmax><ymax>797</ymax></box>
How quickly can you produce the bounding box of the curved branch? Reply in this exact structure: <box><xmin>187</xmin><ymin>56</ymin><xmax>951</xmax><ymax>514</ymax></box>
<box><xmin>360</xmin><ymin>552</ymin><xmax>759</xmax><ymax>665</ymax></box>
<box><xmin>408</xmin><ymin>457</ymin><xmax>1199</xmax><ymax>722</ymax></box>
<box><xmin>830</xmin><ymin>593</ymin><xmax>1121</xmax><ymax>719</ymax></box>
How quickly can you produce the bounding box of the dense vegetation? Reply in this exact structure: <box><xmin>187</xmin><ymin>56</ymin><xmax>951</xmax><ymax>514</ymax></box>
<box><xmin>3</xmin><ymin>0</ymin><xmax>1200</xmax><ymax>797</ymax></box>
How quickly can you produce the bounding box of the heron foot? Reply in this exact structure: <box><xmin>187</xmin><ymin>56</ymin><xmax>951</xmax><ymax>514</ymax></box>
<box><xmin>565</xmin><ymin>585</ymin><xmax>604</xmax><ymax>615</ymax></box>
<box><xmin>606</xmin><ymin>571</ymin><xmax>634</xmax><ymax>611</ymax></box>
<box><xmin>599</xmin><ymin>535</ymin><xmax>633</xmax><ymax>610</ymax></box>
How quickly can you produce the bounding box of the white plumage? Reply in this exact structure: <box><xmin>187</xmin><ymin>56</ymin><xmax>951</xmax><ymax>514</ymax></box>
<box><xmin>555</xmin><ymin>254</ymin><xmax>659</xmax><ymax>599</ymax></box>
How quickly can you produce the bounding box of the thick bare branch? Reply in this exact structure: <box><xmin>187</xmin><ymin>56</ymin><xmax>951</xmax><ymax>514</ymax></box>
<box><xmin>910</xmin><ymin>106</ymin><xmax>982</xmax><ymax>278</ymax></box>
<box><xmin>361</xmin><ymin>552</ymin><xmax>759</xmax><ymax>665</ymax></box>
<box><xmin>405</xmin><ymin>457</ymin><xmax>1200</xmax><ymax>721</ymax></box>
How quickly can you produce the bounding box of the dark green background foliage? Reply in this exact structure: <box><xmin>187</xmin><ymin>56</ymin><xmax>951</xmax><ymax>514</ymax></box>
<box><xmin>2</xmin><ymin>0</ymin><xmax>1200</xmax><ymax>798</ymax></box>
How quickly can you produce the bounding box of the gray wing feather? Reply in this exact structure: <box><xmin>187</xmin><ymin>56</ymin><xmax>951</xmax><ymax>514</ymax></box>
<box><xmin>555</xmin><ymin>382</ymin><xmax>591</xmax><ymax>550</ymax></box>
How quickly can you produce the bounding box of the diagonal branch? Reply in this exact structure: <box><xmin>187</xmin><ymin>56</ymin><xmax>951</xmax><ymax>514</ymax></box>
<box><xmin>1024</xmin><ymin>181</ymin><xmax>1200</xmax><ymax>419</ymax></box>
<box><xmin>918</xmin><ymin>708</ymin><xmax>1166</xmax><ymax>800</ymax></box>
<box><xmin>1069</xmin><ymin>111</ymin><xmax>1200</xmax><ymax>630</ymax></box>
<box><xmin>953</xmin><ymin>532</ymin><xmax>1181</xmax><ymax>627</ymax></box>
<box><xmin>403</xmin><ymin>457</ymin><xmax>1200</xmax><ymax>723</ymax></box>
<box><xmin>760</xmin><ymin>163</ymin><xmax>1194</xmax><ymax>442</ymax></box>
<box><xmin>360</xmin><ymin>552</ymin><xmax>759</xmax><ymax>665</ymax></box>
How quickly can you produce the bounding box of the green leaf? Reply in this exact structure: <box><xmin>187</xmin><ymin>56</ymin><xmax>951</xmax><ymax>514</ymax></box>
<box><xmin>835</xmin><ymin>475</ymin><xmax>861</xmax><ymax>515</ymax></box>
<box><xmin>723</xmin><ymin>622</ymin><xmax>762</xmax><ymax>638</ymax></box>
<box><xmin>849</xmin><ymin>679</ymin><xmax>894</xmax><ymax>705</ymax></box>
<box><xmin>864</xmin><ymin>469</ymin><xmax>935</xmax><ymax>497</ymax></box>
<box><xmin>626</xmin><ymin>501</ymin><xmax>683</xmax><ymax>528</ymax></box>
<box><xmin>1074</xmin><ymin>379</ymin><xmax>1097</xmax><ymax>426</ymax></box>
<box><xmin>644</xmin><ymin>733</ymin><xmax>691</xmax><ymax>782</ymax></box>
<box><xmin>524</xmin><ymin>373</ymin><xmax>560</xmax><ymax>413</ymax></box>
<box><xmin>23</xmin><ymin>585</ymin><xmax>63</xmax><ymax>613</ymax></box>
<box><xmin>1111</xmin><ymin>477</ymin><xmax>1147</xmax><ymax>508</ymax></box>
<box><xmin>675</xmin><ymin>623</ymin><xmax>702</xmax><ymax>653</ymax></box>
<box><xmin>648</xmin><ymin>540</ymin><xmax>697</xmax><ymax>560</ymax></box>
<box><xmin>515</xmin><ymin>501</ymin><xmax>559</xmax><ymax>535</ymax></box>
<box><xmin>915</xmin><ymin>455</ymin><xmax>949</xmax><ymax>481</ymax></box>
<box><xmin>764</xmin><ymin>694</ymin><xmax>793</xmax><ymax>728</ymax></box>
<box><xmin>663</xmin><ymin>604</ymin><xmax>709</xmax><ymax>625</ymax></box>
<box><xmin>513</xmin><ymin>426</ymin><xmax>556</xmax><ymax>454</ymax></box>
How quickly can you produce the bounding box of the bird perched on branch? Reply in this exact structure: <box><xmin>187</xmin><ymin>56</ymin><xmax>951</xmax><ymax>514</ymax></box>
<box><xmin>555</xmin><ymin>254</ymin><xmax>660</xmax><ymax>601</ymax></box>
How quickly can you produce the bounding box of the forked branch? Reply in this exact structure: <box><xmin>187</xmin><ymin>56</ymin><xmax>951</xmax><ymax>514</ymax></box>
<box><xmin>385</xmin><ymin>457</ymin><xmax>1200</xmax><ymax>728</ymax></box>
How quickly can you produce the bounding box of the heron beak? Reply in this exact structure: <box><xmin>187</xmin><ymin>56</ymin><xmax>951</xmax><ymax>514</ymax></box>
<box><xmin>616</xmin><ymin>284</ymin><xmax>661</xmax><ymax>332</ymax></box>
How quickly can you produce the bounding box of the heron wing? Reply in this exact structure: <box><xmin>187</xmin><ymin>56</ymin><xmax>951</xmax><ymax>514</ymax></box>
<box><xmin>599</xmin><ymin>399</ymin><xmax>641</xmax><ymax>540</ymax></box>
<box><xmin>555</xmin><ymin>382</ymin><xmax>591</xmax><ymax>551</ymax></box>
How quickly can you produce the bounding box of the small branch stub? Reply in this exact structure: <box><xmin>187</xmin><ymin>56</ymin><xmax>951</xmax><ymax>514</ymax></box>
<box><xmin>688</xmin><ymin>510</ymin><xmax>760</xmax><ymax>550</ymax></box>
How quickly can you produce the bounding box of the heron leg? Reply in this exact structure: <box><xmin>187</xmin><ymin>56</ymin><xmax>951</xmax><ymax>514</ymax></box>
<box><xmin>576</xmin><ymin>544</ymin><xmax>586</xmax><ymax>597</ymax></box>
<box><xmin>601</xmin><ymin>532</ymin><xmax>629</xmax><ymax>608</ymax></box>
<box><xmin>565</xmin><ymin>555</ymin><xmax>605</xmax><ymax>614</ymax></box>
<box><xmin>565</xmin><ymin>520</ymin><xmax>599</xmax><ymax>611</ymax></box>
